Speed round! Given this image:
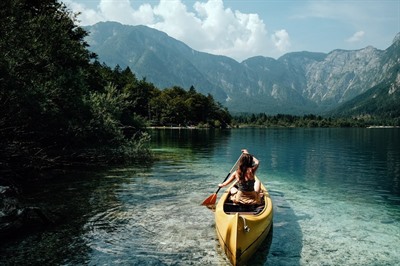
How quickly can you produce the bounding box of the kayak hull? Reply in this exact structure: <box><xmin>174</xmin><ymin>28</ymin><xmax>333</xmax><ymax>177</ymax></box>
<box><xmin>215</xmin><ymin>177</ymin><xmax>273</xmax><ymax>265</ymax></box>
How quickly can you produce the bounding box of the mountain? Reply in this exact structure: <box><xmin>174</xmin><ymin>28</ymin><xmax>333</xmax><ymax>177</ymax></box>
<box><xmin>329</xmin><ymin>34</ymin><xmax>400</xmax><ymax>118</ymax></box>
<box><xmin>84</xmin><ymin>22</ymin><xmax>400</xmax><ymax>116</ymax></box>
<box><xmin>84</xmin><ymin>22</ymin><xmax>228</xmax><ymax>100</ymax></box>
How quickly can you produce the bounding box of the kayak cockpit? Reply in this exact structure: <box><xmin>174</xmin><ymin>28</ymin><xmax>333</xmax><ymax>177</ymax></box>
<box><xmin>223</xmin><ymin>197</ymin><xmax>265</xmax><ymax>215</ymax></box>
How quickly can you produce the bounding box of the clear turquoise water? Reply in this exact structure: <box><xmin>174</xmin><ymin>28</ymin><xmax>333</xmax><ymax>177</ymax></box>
<box><xmin>1</xmin><ymin>128</ymin><xmax>399</xmax><ymax>265</ymax></box>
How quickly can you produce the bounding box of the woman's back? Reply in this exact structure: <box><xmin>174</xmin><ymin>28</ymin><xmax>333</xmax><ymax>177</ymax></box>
<box><xmin>237</xmin><ymin>178</ymin><xmax>255</xmax><ymax>192</ymax></box>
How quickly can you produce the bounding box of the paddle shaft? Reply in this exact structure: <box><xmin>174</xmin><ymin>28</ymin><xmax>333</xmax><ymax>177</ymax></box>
<box><xmin>214</xmin><ymin>173</ymin><xmax>230</xmax><ymax>194</ymax></box>
<box><xmin>201</xmin><ymin>153</ymin><xmax>244</xmax><ymax>206</ymax></box>
<box><xmin>214</xmin><ymin>153</ymin><xmax>243</xmax><ymax>194</ymax></box>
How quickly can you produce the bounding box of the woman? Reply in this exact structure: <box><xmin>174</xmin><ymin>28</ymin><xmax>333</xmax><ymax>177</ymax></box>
<box><xmin>218</xmin><ymin>149</ymin><xmax>261</xmax><ymax>205</ymax></box>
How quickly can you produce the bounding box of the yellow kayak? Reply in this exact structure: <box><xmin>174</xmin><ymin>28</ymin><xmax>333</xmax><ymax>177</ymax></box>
<box><xmin>215</xmin><ymin>177</ymin><xmax>273</xmax><ymax>266</ymax></box>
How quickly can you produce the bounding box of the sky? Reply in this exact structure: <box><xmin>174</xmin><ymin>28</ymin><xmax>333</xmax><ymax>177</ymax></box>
<box><xmin>64</xmin><ymin>0</ymin><xmax>400</xmax><ymax>62</ymax></box>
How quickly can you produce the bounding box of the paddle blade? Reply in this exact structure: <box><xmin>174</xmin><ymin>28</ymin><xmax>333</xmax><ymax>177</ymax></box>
<box><xmin>201</xmin><ymin>193</ymin><xmax>217</xmax><ymax>206</ymax></box>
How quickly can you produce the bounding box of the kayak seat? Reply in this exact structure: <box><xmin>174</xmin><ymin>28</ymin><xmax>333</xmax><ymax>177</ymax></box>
<box><xmin>223</xmin><ymin>202</ymin><xmax>264</xmax><ymax>215</ymax></box>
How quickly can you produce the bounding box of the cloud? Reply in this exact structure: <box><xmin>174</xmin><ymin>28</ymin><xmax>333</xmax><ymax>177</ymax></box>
<box><xmin>346</xmin><ymin>31</ymin><xmax>365</xmax><ymax>43</ymax></box>
<box><xmin>272</xmin><ymin>30</ymin><xmax>291</xmax><ymax>52</ymax></box>
<box><xmin>65</xmin><ymin>1</ymin><xmax>104</xmax><ymax>25</ymax></box>
<box><xmin>65</xmin><ymin>0</ymin><xmax>290</xmax><ymax>61</ymax></box>
<box><xmin>152</xmin><ymin>0</ymin><xmax>202</xmax><ymax>42</ymax></box>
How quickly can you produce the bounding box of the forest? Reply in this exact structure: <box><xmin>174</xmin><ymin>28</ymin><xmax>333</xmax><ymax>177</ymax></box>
<box><xmin>232</xmin><ymin>113</ymin><xmax>400</xmax><ymax>128</ymax></box>
<box><xmin>0</xmin><ymin>0</ymin><xmax>230</xmax><ymax>175</ymax></box>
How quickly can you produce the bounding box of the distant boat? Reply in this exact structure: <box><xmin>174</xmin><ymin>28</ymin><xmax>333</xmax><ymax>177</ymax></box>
<box><xmin>215</xmin><ymin>177</ymin><xmax>273</xmax><ymax>265</ymax></box>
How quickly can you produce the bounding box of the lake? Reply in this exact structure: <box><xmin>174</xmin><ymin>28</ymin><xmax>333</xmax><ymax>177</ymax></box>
<box><xmin>1</xmin><ymin>128</ymin><xmax>399</xmax><ymax>265</ymax></box>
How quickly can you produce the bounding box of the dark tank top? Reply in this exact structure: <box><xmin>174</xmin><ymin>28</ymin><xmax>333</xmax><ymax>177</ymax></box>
<box><xmin>238</xmin><ymin>179</ymin><xmax>255</xmax><ymax>192</ymax></box>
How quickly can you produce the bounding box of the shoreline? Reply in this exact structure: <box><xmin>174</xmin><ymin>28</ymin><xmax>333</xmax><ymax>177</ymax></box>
<box><xmin>367</xmin><ymin>126</ymin><xmax>400</xmax><ymax>128</ymax></box>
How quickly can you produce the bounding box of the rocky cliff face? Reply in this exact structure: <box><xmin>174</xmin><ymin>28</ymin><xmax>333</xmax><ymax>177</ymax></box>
<box><xmin>328</xmin><ymin>33</ymin><xmax>400</xmax><ymax>118</ymax></box>
<box><xmin>275</xmin><ymin>47</ymin><xmax>384</xmax><ymax>111</ymax></box>
<box><xmin>85</xmin><ymin>22</ymin><xmax>399</xmax><ymax>115</ymax></box>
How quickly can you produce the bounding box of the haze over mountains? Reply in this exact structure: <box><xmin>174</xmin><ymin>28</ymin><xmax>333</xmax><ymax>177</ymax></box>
<box><xmin>84</xmin><ymin>22</ymin><xmax>400</xmax><ymax>116</ymax></box>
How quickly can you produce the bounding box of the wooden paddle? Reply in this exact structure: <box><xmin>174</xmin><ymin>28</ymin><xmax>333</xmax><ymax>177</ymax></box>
<box><xmin>201</xmin><ymin>153</ymin><xmax>243</xmax><ymax>206</ymax></box>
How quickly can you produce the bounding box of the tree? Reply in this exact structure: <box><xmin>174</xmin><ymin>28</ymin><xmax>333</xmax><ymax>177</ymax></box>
<box><xmin>0</xmin><ymin>0</ymin><xmax>152</xmax><ymax>172</ymax></box>
<box><xmin>1</xmin><ymin>0</ymin><xmax>94</xmax><ymax>144</ymax></box>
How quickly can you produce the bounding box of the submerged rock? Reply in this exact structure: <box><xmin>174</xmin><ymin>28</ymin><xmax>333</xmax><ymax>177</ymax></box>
<box><xmin>0</xmin><ymin>182</ymin><xmax>55</xmax><ymax>241</ymax></box>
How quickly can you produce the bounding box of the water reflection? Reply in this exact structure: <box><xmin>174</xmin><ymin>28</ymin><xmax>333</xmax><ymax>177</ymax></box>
<box><xmin>0</xmin><ymin>170</ymin><xmax>100</xmax><ymax>265</ymax></box>
<box><xmin>258</xmin><ymin>128</ymin><xmax>400</xmax><ymax>200</ymax></box>
<box><xmin>150</xmin><ymin>128</ymin><xmax>232</xmax><ymax>154</ymax></box>
<box><xmin>1</xmin><ymin>128</ymin><xmax>399</xmax><ymax>265</ymax></box>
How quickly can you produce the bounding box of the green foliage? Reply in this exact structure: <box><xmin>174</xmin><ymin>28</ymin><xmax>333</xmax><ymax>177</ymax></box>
<box><xmin>86</xmin><ymin>83</ymin><xmax>130</xmax><ymax>144</ymax></box>
<box><xmin>1</xmin><ymin>0</ymin><xmax>93</xmax><ymax>143</ymax></box>
<box><xmin>0</xmin><ymin>0</ymin><xmax>232</xmax><ymax>174</ymax></box>
<box><xmin>233</xmin><ymin>113</ymin><xmax>370</xmax><ymax>128</ymax></box>
<box><xmin>0</xmin><ymin>0</ymin><xmax>151</xmax><ymax>172</ymax></box>
<box><xmin>148</xmin><ymin>86</ymin><xmax>231</xmax><ymax>128</ymax></box>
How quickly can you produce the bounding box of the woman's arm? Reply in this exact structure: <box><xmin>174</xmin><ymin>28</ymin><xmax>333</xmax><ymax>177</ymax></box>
<box><xmin>252</xmin><ymin>156</ymin><xmax>260</xmax><ymax>173</ymax></box>
<box><xmin>242</xmin><ymin>149</ymin><xmax>260</xmax><ymax>173</ymax></box>
<box><xmin>219</xmin><ymin>171</ymin><xmax>237</xmax><ymax>188</ymax></box>
<box><xmin>254</xmin><ymin>179</ymin><xmax>260</xmax><ymax>193</ymax></box>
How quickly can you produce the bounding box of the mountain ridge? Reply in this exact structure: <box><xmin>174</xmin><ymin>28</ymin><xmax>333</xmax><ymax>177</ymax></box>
<box><xmin>84</xmin><ymin>22</ymin><xmax>400</xmax><ymax>116</ymax></box>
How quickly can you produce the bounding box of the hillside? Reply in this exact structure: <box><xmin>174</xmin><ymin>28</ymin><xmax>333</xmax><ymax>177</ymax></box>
<box><xmin>330</xmin><ymin>36</ymin><xmax>400</xmax><ymax>119</ymax></box>
<box><xmin>84</xmin><ymin>22</ymin><xmax>400</xmax><ymax>116</ymax></box>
